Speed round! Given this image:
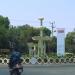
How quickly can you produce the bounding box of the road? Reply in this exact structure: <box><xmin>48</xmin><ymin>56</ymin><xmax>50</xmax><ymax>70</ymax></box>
<box><xmin>0</xmin><ymin>64</ymin><xmax>75</xmax><ymax>75</ymax></box>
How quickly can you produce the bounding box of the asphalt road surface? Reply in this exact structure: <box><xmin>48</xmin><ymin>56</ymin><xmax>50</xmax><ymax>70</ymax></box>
<box><xmin>0</xmin><ymin>64</ymin><xmax>75</xmax><ymax>75</ymax></box>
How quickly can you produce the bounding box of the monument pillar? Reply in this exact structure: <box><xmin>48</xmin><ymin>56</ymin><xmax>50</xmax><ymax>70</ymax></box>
<box><xmin>38</xmin><ymin>18</ymin><xmax>44</xmax><ymax>57</ymax></box>
<box><xmin>32</xmin><ymin>18</ymin><xmax>51</xmax><ymax>57</ymax></box>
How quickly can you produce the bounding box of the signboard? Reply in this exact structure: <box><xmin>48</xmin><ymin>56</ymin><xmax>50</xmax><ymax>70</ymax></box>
<box><xmin>57</xmin><ymin>28</ymin><xmax>65</xmax><ymax>56</ymax></box>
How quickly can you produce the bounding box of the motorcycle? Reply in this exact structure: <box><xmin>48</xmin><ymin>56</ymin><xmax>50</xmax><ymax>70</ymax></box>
<box><xmin>9</xmin><ymin>63</ymin><xmax>23</xmax><ymax>75</ymax></box>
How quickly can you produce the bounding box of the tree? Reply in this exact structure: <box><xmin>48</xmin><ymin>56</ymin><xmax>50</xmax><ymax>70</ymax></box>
<box><xmin>43</xmin><ymin>27</ymin><xmax>51</xmax><ymax>36</ymax></box>
<box><xmin>0</xmin><ymin>15</ymin><xmax>10</xmax><ymax>49</ymax></box>
<box><xmin>0</xmin><ymin>15</ymin><xmax>10</xmax><ymax>29</ymax></box>
<box><xmin>65</xmin><ymin>32</ymin><xmax>75</xmax><ymax>53</ymax></box>
<box><xmin>0</xmin><ymin>16</ymin><xmax>52</xmax><ymax>55</ymax></box>
<box><xmin>46</xmin><ymin>36</ymin><xmax>57</xmax><ymax>53</ymax></box>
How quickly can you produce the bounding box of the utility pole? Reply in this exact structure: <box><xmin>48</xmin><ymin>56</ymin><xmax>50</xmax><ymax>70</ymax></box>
<box><xmin>49</xmin><ymin>21</ymin><xmax>55</xmax><ymax>37</ymax></box>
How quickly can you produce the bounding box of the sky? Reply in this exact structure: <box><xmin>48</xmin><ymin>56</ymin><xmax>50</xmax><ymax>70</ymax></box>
<box><xmin>0</xmin><ymin>0</ymin><xmax>75</xmax><ymax>35</ymax></box>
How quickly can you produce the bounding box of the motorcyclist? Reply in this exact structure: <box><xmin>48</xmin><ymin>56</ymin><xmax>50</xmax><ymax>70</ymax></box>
<box><xmin>8</xmin><ymin>49</ymin><xmax>21</xmax><ymax>69</ymax></box>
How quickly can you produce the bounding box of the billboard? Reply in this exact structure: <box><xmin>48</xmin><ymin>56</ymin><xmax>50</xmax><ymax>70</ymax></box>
<box><xmin>57</xmin><ymin>28</ymin><xmax>65</xmax><ymax>56</ymax></box>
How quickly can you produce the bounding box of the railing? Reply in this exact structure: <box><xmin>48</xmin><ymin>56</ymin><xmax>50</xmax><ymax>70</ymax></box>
<box><xmin>0</xmin><ymin>57</ymin><xmax>75</xmax><ymax>64</ymax></box>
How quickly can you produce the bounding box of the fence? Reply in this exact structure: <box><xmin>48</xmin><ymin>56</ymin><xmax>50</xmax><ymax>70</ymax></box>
<box><xmin>0</xmin><ymin>57</ymin><xmax>75</xmax><ymax>64</ymax></box>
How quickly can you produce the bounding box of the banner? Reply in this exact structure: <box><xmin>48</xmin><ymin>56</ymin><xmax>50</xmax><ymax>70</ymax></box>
<box><xmin>57</xmin><ymin>28</ymin><xmax>65</xmax><ymax>56</ymax></box>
